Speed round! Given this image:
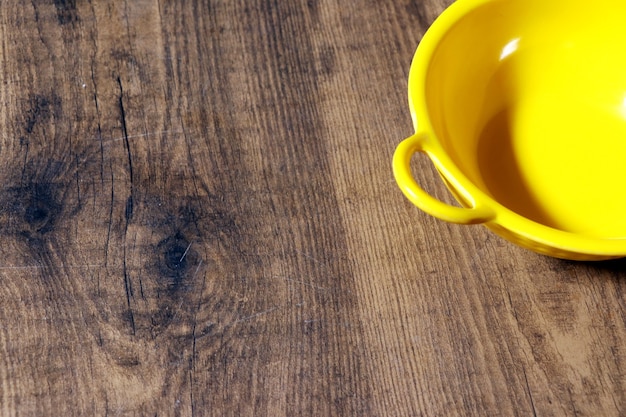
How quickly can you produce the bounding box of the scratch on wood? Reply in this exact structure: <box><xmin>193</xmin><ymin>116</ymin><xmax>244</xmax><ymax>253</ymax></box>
<box><xmin>507</xmin><ymin>290</ymin><xmax>519</xmax><ymax>321</ymax></box>
<box><xmin>116</xmin><ymin>77</ymin><xmax>134</xmax><ymax>188</ymax></box>
<box><xmin>123</xmin><ymin>257</ymin><xmax>136</xmax><ymax>335</ymax></box>
<box><xmin>227</xmin><ymin>306</ymin><xmax>280</xmax><ymax>327</ymax></box>
<box><xmin>274</xmin><ymin>275</ymin><xmax>327</xmax><ymax>291</ymax></box>
<box><xmin>99</xmin><ymin>130</ymin><xmax>185</xmax><ymax>145</ymax></box>
<box><xmin>104</xmin><ymin>166</ymin><xmax>114</xmax><ymax>265</ymax></box>
<box><xmin>90</xmin><ymin>62</ymin><xmax>105</xmax><ymax>185</ymax></box>
<box><xmin>116</xmin><ymin>76</ymin><xmax>138</xmax><ymax>335</ymax></box>
<box><xmin>523</xmin><ymin>367</ymin><xmax>538</xmax><ymax>417</ymax></box>
<box><xmin>0</xmin><ymin>264</ymin><xmax>102</xmax><ymax>270</ymax></box>
<box><xmin>179</xmin><ymin>241</ymin><xmax>193</xmax><ymax>264</ymax></box>
<box><xmin>294</xmin><ymin>249</ymin><xmax>329</xmax><ymax>268</ymax></box>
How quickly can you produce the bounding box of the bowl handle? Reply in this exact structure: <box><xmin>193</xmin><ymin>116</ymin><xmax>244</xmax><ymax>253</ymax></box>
<box><xmin>393</xmin><ymin>133</ymin><xmax>495</xmax><ymax>224</ymax></box>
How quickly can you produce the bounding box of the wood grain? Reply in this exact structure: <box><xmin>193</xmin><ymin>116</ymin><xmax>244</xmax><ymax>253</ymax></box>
<box><xmin>0</xmin><ymin>0</ymin><xmax>625</xmax><ymax>416</ymax></box>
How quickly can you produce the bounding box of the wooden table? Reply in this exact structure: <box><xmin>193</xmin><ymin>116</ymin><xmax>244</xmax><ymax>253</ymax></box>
<box><xmin>1</xmin><ymin>1</ymin><xmax>625</xmax><ymax>415</ymax></box>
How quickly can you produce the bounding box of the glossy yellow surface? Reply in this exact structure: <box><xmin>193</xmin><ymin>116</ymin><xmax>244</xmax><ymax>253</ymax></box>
<box><xmin>393</xmin><ymin>0</ymin><xmax>626</xmax><ymax>260</ymax></box>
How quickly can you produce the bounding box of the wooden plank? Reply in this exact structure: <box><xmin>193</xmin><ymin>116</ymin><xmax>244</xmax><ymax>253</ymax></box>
<box><xmin>0</xmin><ymin>0</ymin><xmax>624</xmax><ymax>416</ymax></box>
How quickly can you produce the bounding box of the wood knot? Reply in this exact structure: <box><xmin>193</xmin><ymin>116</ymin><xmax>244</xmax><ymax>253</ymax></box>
<box><xmin>23</xmin><ymin>183</ymin><xmax>61</xmax><ymax>234</ymax></box>
<box><xmin>157</xmin><ymin>232</ymin><xmax>198</xmax><ymax>291</ymax></box>
<box><xmin>3</xmin><ymin>182</ymin><xmax>64</xmax><ymax>239</ymax></box>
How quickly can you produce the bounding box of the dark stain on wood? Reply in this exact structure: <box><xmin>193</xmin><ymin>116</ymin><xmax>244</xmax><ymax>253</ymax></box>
<box><xmin>137</xmin><ymin>193</ymin><xmax>241</xmax><ymax>254</ymax></box>
<box><xmin>157</xmin><ymin>231</ymin><xmax>198</xmax><ymax>291</ymax></box>
<box><xmin>23</xmin><ymin>94</ymin><xmax>62</xmax><ymax>134</ymax></box>
<box><xmin>53</xmin><ymin>0</ymin><xmax>78</xmax><ymax>25</ymax></box>
<box><xmin>1</xmin><ymin>161</ymin><xmax>73</xmax><ymax>241</ymax></box>
<box><xmin>124</xmin><ymin>195</ymin><xmax>134</xmax><ymax>222</ymax></box>
<box><xmin>318</xmin><ymin>45</ymin><xmax>337</xmax><ymax>77</ymax></box>
<box><xmin>115</xmin><ymin>190</ymin><xmax>245</xmax><ymax>339</ymax></box>
<box><xmin>19</xmin><ymin>182</ymin><xmax>63</xmax><ymax>235</ymax></box>
<box><xmin>307</xmin><ymin>0</ymin><xmax>320</xmax><ymax>21</ymax></box>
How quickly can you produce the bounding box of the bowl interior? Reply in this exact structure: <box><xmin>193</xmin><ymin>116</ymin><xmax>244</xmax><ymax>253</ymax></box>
<box><xmin>422</xmin><ymin>0</ymin><xmax>626</xmax><ymax>238</ymax></box>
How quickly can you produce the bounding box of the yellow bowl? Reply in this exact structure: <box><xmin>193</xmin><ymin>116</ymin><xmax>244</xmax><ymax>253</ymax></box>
<box><xmin>393</xmin><ymin>0</ymin><xmax>626</xmax><ymax>260</ymax></box>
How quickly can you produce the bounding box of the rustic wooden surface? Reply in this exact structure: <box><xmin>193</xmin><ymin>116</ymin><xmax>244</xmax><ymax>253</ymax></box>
<box><xmin>1</xmin><ymin>0</ymin><xmax>625</xmax><ymax>416</ymax></box>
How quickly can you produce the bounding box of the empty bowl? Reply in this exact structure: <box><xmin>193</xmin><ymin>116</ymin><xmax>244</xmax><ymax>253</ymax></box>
<box><xmin>393</xmin><ymin>0</ymin><xmax>626</xmax><ymax>260</ymax></box>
